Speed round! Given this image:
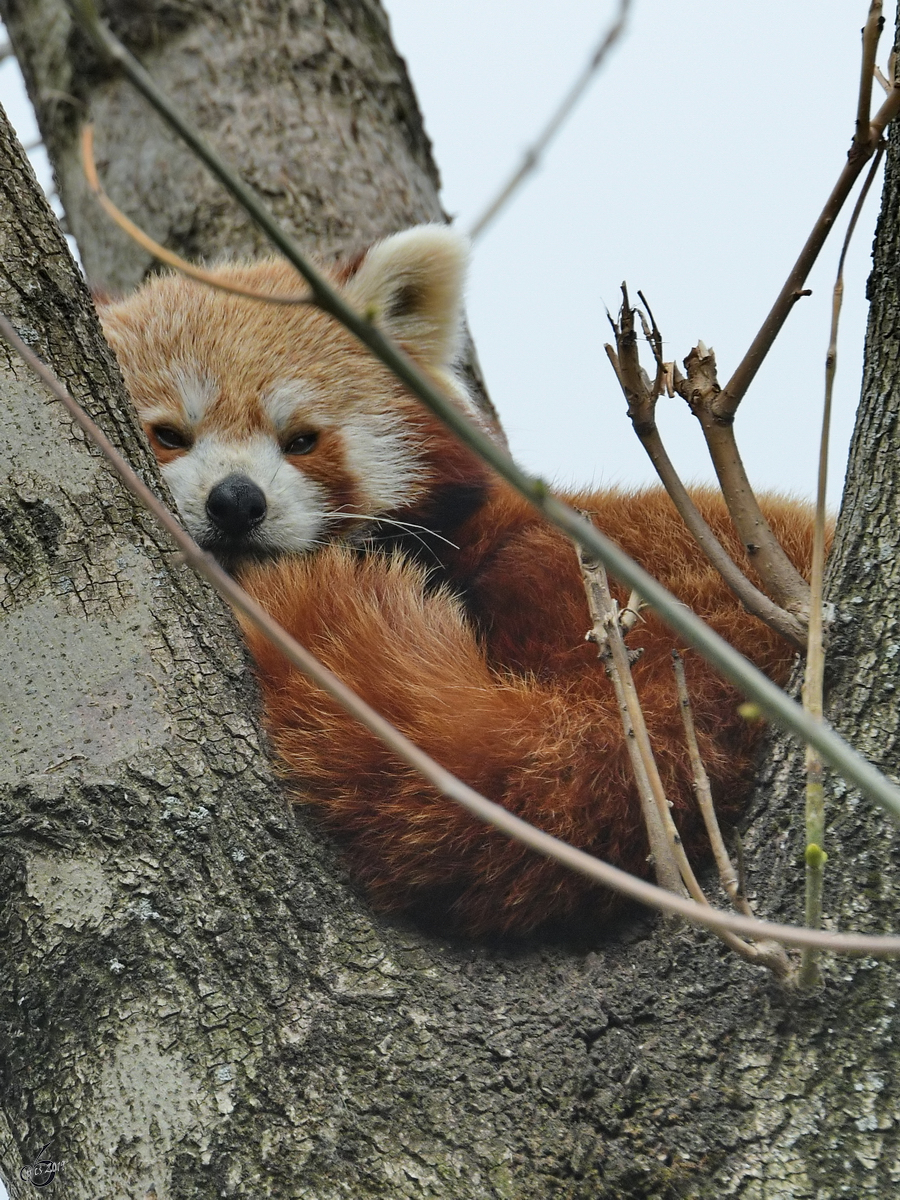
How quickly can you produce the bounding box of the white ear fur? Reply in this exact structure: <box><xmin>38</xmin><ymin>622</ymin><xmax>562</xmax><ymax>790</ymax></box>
<box><xmin>346</xmin><ymin>225</ymin><xmax>469</xmax><ymax>370</ymax></box>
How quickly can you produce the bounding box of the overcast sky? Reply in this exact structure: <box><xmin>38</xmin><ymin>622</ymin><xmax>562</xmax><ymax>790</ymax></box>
<box><xmin>0</xmin><ymin>1</ymin><xmax>895</xmax><ymax>513</ymax></box>
<box><xmin>383</xmin><ymin>1</ymin><xmax>895</xmax><ymax>507</ymax></box>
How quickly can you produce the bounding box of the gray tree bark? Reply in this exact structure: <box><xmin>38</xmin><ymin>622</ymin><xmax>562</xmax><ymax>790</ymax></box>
<box><xmin>3</xmin><ymin>0</ymin><xmax>444</xmax><ymax>289</ymax></box>
<box><xmin>1</xmin><ymin>2</ymin><xmax>899</xmax><ymax>1197</ymax></box>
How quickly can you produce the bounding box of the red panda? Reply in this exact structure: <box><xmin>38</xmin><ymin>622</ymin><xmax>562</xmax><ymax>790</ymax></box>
<box><xmin>99</xmin><ymin>226</ymin><xmax>813</xmax><ymax>936</ymax></box>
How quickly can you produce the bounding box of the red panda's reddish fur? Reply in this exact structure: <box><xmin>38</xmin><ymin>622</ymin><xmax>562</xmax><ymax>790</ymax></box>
<box><xmin>98</xmin><ymin>227</ymin><xmax>813</xmax><ymax>936</ymax></box>
<box><xmin>240</xmin><ymin>484</ymin><xmax>810</xmax><ymax>935</ymax></box>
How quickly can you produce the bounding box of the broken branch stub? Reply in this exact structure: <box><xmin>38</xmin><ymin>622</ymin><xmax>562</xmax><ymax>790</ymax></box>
<box><xmin>674</xmin><ymin>343</ymin><xmax>812</xmax><ymax>619</ymax></box>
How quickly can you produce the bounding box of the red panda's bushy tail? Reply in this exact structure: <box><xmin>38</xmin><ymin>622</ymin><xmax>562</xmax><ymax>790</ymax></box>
<box><xmin>238</xmin><ymin>540</ymin><xmax>771</xmax><ymax>936</ymax></box>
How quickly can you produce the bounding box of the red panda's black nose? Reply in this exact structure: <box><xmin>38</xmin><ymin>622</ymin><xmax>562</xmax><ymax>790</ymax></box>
<box><xmin>206</xmin><ymin>474</ymin><xmax>268</xmax><ymax>537</ymax></box>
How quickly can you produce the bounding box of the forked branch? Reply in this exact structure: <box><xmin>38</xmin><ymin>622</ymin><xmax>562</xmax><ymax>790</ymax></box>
<box><xmin>605</xmin><ymin>3</ymin><xmax>900</xmax><ymax>628</ymax></box>
<box><xmin>714</xmin><ymin>0</ymin><xmax>900</xmax><ymax>420</ymax></box>
<box><xmin>605</xmin><ymin>294</ymin><xmax>808</xmax><ymax>644</ymax></box>
<box><xmin>578</xmin><ymin>546</ymin><xmax>683</xmax><ymax>895</ymax></box>
<box><xmin>577</xmin><ymin>544</ymin><xmax>792</xmax><ymax>977</ymax></box>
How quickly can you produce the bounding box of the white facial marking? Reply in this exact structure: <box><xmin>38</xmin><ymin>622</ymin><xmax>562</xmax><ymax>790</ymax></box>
<box><xmin>138</xmin><ymin>403</ymin><xmax>184</xmax><ymax>427</ymax></box>
<box><xmin>340</xmin><ymin>412</ymin><xmax>425</xmax><ymax>512</ymax></box>
<box><xmin>262</xmin><ymin>381</ymin><xmax>322</xmax><ymax>432</ymax></box>
<box><xmin>171</xmin><ymin>365</ymin><xmax>218</xmax><ymax>425</ymax></box>
<box><xmin>262</xmin><ymin>379</ymin><xmax>426</xmax><ymax>513</ymax></box>
<box><xmin>162</xmin><ymin>433</ymin><xmax>329</xmax><ymax>553</ymax></box>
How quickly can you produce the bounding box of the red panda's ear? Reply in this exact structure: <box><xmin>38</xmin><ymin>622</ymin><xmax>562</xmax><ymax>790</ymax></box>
<box><xmin>345</xmin><ymin>225</ymin><xmax>468</xmax><ymax>370</ymax></box>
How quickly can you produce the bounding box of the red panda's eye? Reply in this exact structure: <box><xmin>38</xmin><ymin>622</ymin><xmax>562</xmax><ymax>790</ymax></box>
<box><xmin>152</xmin><ymin>425</ymin><xmax>192</xmax><ymax>451</ymax></box>
<box><xmin>284</xmin><ymin>432</ymin><xmax>319</xmax><ymax>456</ymax></box>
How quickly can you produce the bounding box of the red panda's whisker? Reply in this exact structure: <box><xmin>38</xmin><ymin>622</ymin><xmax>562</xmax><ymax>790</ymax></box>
<box><xmin>265</xmin><ymin>459</ymin><xmax>289</xmax><ymax>489</ymax></box>
<box><xmin>323</xmin><ymin>510</ymin><xmax>459</xmax><ymax>551</ymax></box>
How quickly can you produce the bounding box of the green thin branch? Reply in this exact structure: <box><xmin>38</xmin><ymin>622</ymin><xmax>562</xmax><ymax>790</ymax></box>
<box><xmin>798</xmin><ymin>143</ymin><xmax>886</xmax><ymax>989</ymax></box>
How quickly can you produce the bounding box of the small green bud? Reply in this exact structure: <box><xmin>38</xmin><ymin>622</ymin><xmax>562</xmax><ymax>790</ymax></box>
<box><xmin>805</xmin><ymin>843</ymin><xmax>828</xmax><ymax>868</ymax></box>
<box><xmin>738</xmin><ymin>702</ymin><xmax>763</xmax><ymax>722</ymax></box>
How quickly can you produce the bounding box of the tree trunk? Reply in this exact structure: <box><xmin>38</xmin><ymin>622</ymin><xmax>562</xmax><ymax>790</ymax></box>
<box><xmin>1</xmin><ymin>2</ymin><xmax>899</xmax><ymax>1196</ymax></box>
<box><xmin>2</xmin><ymin>0</ymin><xmax>444</xmax><ymax>289</ymax></box>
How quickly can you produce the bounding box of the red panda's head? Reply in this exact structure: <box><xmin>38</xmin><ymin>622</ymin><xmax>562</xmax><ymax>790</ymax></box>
<box><xmin>99</xmin><ymin>226</ymin><xmax>490</xmax><ymax>567</ymax></box>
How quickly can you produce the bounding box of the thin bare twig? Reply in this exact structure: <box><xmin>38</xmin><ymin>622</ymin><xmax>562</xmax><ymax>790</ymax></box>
<box><xmin>868</xmin><ymin>85</ymin><xmax>900</xmax><ymax>141</ymax></box>
<box><xmin>579</xmin><ymin>549</ymin><xmax>683</xmax><ymax>894</ymax></box>
<box><xmin>81</xmin><ymin>126</ymin><xmax>315</xmax><ymax>306</ymax></box>
<box><xmin>580</xmin><ymin>557</ymin><xmax>789</xmax><ymax>975</ymax></box>
<box><xmin>675</xmin><ymin>343</ymin><xmax>813</xmax><ymax>617</ymax></box>
<box><xmin>856</xmin><ymin>2</ymin><xmax>884</xmax><ymax>149</ymax></box>
<box><xmin>798</xmin><ymin>143</ymin><xmax>886</xmax><ymax>989</ymax></box>
<box><xmin>582</xmin><ymin>558</ymin><xmax>752</xmax><ymax>918</ymax></box>
<box><xmin>606</xmin><ymin>295</ymin><xmax>808</xmax><ymax>645</ymax></box>
<box><xmin>669</xmin><ymin>652</ymin><xmax>790</xmax><ymax>976</ymax></box>
<box><xmin>468</xmin><ymin>0</ymin><xmax>631</xmax><ymax>240</ymax></box>
<box><xmin>0</xmin><ymin>41</ymin><xmax>12</xmax><ymax>65</ymax></box>
<box><xmin>672</xmin><ymin>653</ymin><xmax>752</xmax><ymax>919</ymax></box>
<box><xmin>581</xmin><ymin>560</ymin><xmax>794</xmax><ymax>973</ymax></box>
<box><xmin>619</xmin><ymin>588</ymin><xmax>645</xmax><ymax>636</ymax></box>
<box><xmin>714</xmin><ymin>32</ymin><xmax>900</xmax><ymax>420</ymax></box>
<box><xmin>62</xmin><ymin>0</ymin><xmax>900</xmax><ymax>827</ymax></box>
